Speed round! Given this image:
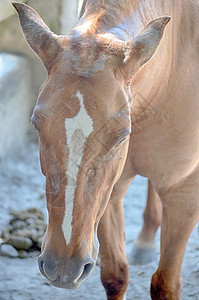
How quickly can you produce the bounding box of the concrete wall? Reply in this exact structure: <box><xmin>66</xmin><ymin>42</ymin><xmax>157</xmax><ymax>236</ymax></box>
<box><xmin>0</xmin><ymin>0</ymin><xmax>26</xmax><ymax>22</ymax></box>
<box><xmin>0</xmin><ymin>0</ymin><xmax>63</xmax><ymax>99</ymax></box>
<box><xmin>0</xmin><ymin>0</ymin><xmax>81</xmax><ymax>97</ymax></box>
<box><xmin>61</xmin><ymin>0</ymin><xmax>79</xmax><ymax>34</ymax></box>
<box><xmin>0</xmin><ymin>53</ymin><xmax>31</xmax><ymax>159</ymax></box>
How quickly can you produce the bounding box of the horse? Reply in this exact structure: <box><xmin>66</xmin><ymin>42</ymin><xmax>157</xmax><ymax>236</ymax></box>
<box><xmin>14</xmin><ymin>1</ymin><xmax>199</xmax><ymax>299</ymax></box>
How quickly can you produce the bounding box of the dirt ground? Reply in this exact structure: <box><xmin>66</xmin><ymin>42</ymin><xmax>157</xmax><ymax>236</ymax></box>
<box><xmin>0</xmin><ymin>141</ymin><xmax>198</xmax><ymax>300</ymax></box>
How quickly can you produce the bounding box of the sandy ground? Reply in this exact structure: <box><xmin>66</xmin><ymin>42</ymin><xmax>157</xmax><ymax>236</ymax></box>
<box><xmin>0</xmin><ymin>141</ymin><xmax>199</xmax><ymax>300</ymax></box>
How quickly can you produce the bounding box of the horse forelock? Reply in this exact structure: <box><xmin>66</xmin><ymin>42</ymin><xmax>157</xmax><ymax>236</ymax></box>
<box><xmin>61</xmin><ymin>35</ymin><xmax>110</xmax><ymax>78</ymax></box>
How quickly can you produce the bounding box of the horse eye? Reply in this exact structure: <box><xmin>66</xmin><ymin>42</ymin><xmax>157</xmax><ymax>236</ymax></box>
<box><xmin>115</xmin><ymin>137</ymin><xmax>127</xmax><ymax>148</ymax></box>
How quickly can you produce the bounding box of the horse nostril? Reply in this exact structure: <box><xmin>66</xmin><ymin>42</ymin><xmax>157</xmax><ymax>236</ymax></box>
<box><xmin>38</xmin><ymin>257</ymin><xmax>46</xmax><ymax>277</ymax></box>
<box><xmin>38</xmin><ymin>256</ymin><xmax>58</xmax><ymax>282</ymax></box>
<box><xmin>77</xmin><ymin>261</ymin><xmax>95</xmax><ymax>282</ymax></box>
<box><xmin>84</xmin><ymin>262</ymin><xmax>94</xmax><ymax>275</ymax></box>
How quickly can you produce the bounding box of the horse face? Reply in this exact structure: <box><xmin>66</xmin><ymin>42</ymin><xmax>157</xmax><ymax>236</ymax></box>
<box><xmin>14</xmin><ymin>2</ymin><xmax>169</xmax><ymax>288</ymax></box>
<box><xmin>31</xmin><ymin>54</ymin><xmax>131</xmax><ymax>288</ymax></box>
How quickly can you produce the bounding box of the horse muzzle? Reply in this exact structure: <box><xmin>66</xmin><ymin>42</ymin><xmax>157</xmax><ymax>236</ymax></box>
<box><xmin>38</xmin><ymin>253</ymin><xmax>95</xmax><ymax>289</ymax></box>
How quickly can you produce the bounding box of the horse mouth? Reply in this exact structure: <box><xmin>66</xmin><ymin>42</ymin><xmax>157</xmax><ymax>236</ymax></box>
<box><xmin>50</xmin><ymin>277</ymin><xmax>81</xmax><ymax>289</ymax></box>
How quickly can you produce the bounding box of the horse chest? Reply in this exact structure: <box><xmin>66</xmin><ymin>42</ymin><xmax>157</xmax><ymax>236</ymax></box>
<box><xmin>129</xmin><ymin>114</ymin><xmax>199</xmax><ymax>192</ymax></box>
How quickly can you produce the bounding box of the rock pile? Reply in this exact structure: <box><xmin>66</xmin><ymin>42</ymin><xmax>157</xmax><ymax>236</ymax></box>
<box><xmin>0</xmin><ymin>208</ymin><xmax>46</xmax><ymax>258</ymax></box>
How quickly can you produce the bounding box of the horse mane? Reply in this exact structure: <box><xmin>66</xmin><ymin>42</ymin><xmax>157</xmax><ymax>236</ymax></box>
<box><xmin>81</xmin><ymin>0</ymin><xmax>139</xmax><ymax>33</ymax></box>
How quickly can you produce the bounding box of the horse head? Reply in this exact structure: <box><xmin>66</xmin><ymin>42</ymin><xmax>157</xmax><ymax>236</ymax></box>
<box><xmin>13</xmin><ymin>2</ymin><xmax>169</xmax><ymax>289</ymax></box>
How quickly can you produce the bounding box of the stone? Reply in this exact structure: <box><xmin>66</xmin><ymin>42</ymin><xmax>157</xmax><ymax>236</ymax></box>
<box><xmin>12</xmin><ymin>228</ymin><xmax>33</xmax><ymax>238</ymax></box>
<box><xmin>18</xmin><ymin>250</ymin><xmax>28</xmax><ymax>259</ymax></box>
<box><xmin>0</xmin><ymin>238</ymin><xmax>5</xmax><ymax>244</ymax></box>
<box><xmin>1</xmin><ymin>226</ymin><xmax>12</xmax><ymax>240</ymax></box>
<box><xmin>1</xmin><ymin>208</ymin><xmax>47</xmax><ymax>252</ymax></box>
<box><xmin>0</xmin><ymin>244</ymin><xmax>18</xmax><ymax>258</ymax></box>
<box><xmin>10</xmin><ymin>208</ymin><xmax>45</xmax><ymax>221</ymax></box>
<box><xmin>26</xmin><ymin>218</ymin><xmax>35</xmax><ymax>227</ymax></box>
<box><xmin>6</xmin><ymin>236</ymin><xmax>33</xmax><ymax>251</ymax></box>
<box><xmin>10</xmin><ymin>220</ymin><xmax>25</xmax><ymax>230</ymax></box>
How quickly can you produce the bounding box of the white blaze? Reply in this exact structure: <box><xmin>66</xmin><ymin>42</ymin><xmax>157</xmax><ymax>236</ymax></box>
<box><xmin>62</xmin><ymin>91</ymin><xmax>93</xmax><ymax>244</ymax></box>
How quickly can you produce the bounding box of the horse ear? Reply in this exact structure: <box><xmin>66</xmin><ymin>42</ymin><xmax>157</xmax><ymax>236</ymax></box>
<box><xmin>123</xmin><ymin>16</ymin><xmax>171</xmax><ymax>80</ymax></box>
<box><xmin>13</xmin><ymin>2</ymin><xmax>62</xmax><ymax>71</ymax></box>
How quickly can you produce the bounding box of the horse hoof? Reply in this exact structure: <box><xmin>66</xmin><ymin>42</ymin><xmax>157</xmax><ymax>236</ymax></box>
<box><xmin>128</xmin><ymin>240</ymin><xmax>156</xmax><ymax>265</ymax></box>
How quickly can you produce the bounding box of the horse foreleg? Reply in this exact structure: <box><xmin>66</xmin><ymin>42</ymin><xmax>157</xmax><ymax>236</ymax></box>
<box><xmin>151</xmin><ymin>180</ymin><xmax>199</xmax><ymax>299</ymax></box>
<box><xmin>129</xmin><ymin>179</ymin><xmax>162</xmax><ymax>265</ymax></box>
<box><xmin>98</xmin><ymin>181</ymin><xmax>131</xmax><ymax>300</ymax></box>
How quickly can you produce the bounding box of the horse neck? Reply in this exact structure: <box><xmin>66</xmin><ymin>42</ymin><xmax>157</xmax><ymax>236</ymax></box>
<box><xmin>76</xmin><ymin>0</ymin><xmax>139</xmax><ymax>38</ymax></box>
<box><xmin>84</xmin><ymin>0</ymin><xmax>139</xmax><ymax>23</ymax></box>
<box><xmin>77</xmin><ymin>0</ymin><xmax>199</xmax><ymax>51</ymax></box>
<box><xmin>130</xmin><ymin>0</ymin><xmax>199</xmax><ymax>120</ymax></box>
